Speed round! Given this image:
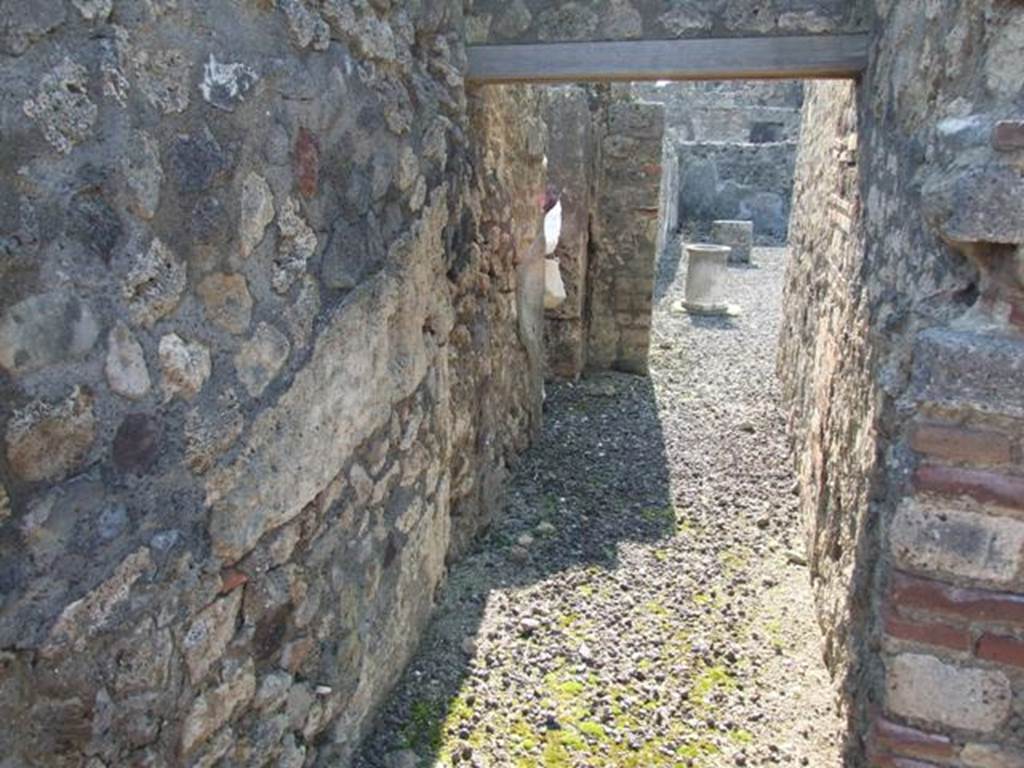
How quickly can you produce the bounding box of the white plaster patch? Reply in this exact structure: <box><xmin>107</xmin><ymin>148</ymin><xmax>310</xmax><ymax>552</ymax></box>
<box><xmin>544</xmin><ymin>200</ymin><xmax>562</xmax><ymax>256</ymax></box>
<box><xmin>199</xmin><ymin>54</ymin><xmax>258</xmax><ymax>111</ymax></box>
<box><xmin>936</xmin><ymin>114</ymin><xmax>988</xmax><ymax>138</ymax></box>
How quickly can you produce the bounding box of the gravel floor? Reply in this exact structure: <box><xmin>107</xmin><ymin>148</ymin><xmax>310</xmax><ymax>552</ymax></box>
<box><xmin>353</xmin><ymin>246</ymin><xmax>841</xmax><ymax>768</ymax></box>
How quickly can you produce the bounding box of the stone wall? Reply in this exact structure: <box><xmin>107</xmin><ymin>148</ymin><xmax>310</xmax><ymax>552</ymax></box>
<box><xmin>466</xmin><ymin>0</ymin><xmax>872</xmax><ymax>44</ymax></box>
<box><xmin>633</xmin><ymin>81</ymin><xmax>804</xmax><ymax>144</ymax></box>
<box><xmin>676</xmin><ymin>140</ymin><xmax>798</xmax><ymax>244</ymax></box>
<box><xmin>781</xmin><ymin>2</ymin><xmax>1024</xmax><ymax>764</ymax></box>
<box><xmin>449</xmin><ymin>84</ymin><xmax>547</xmax><ymax>561</ymax></box>
<box><xmin>863</xmin><ymin>2</ymin><xmax>1024</xmax><ymax>765</ymax></box>
<box><xmin>0</xmin><ymin>3</ymin><xmax>545</xmax><ymax>766</ymax></box>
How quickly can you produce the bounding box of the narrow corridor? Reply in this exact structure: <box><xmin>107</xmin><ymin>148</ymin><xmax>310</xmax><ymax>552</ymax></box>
<box><xmin>356</xmin><ymin>248</ymin><xmax>841</xmax><ymax>768</ymax></box>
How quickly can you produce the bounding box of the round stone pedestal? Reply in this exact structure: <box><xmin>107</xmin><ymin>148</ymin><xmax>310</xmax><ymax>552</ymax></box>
<box><xmin>682</xmin><ymin>243</ymin><xmax>736</xmax><ymax>316</ymax></box>
<box><xmin>711</xmin><ymin>220</ymin><xmax>754</xmax><ymax>264</ymax></box>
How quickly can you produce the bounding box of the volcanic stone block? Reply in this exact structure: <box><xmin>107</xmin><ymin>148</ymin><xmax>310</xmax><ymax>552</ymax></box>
<box><xmin>467</xmin><ymin>0</ymin><xmax>870</xmax><ymax>44</ymax></box>
<box><xmin>890</xmin><ymin>497</ymin><xmax>1024</xmax><ymax>585</ymax></box>
<box><xmin>5</xmin><ymin>388</ymin><xmax>97</xmax><ymax>482</ymax></box>
<box><xmin>886</xmin><ymin>653</ymin><xmax>1011</xmax><ymax>733</ymax></box>
<box><xmin>922</xmin><ymin>163</ymin><xmax>1024</xmax><ymax>246</ymax></box>
<box><xmin>0</xmin><ymin>291</ymin><xmax>100</xmax><ymax>377</ymax></box>
<box><xmin>910</xmin><ymin>329</ymin><xmax>1024</xmax><ymax>419</ymax></box>
<box><xmin>711</xmin><ymin>219</ymin><xmax>754</xmax><ymax>264</ymax></box>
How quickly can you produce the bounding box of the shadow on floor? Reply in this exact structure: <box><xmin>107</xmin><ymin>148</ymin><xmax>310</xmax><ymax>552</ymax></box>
<box><xmin>686</xmin><ymin>312</ymin><xmax>741</xmax><ymax>332</ymax></box>
<box><xmin>655</xmin><ymin>235</ymin><xmax>684</xmax><ymax>301</ymax></box>
<box><xmin>352</xmin><ymin>372</ymin><xmax>675</xmax><ymax>767</ymax></box>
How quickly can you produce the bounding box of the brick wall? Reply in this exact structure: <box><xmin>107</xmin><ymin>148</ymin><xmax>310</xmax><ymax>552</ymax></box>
<box><xmin>540</xmin><ymin>87</ymin><xmax>664</xmax><ymax>378</ymax></box>
<box><xmin>584</xmin><ymin>95</ymin><xmax>665</xmax><ymax>375</ymax></box>
<box><xmin>781</xmin><ymin>2</ymin><xmax>1024</xmax><ymax>765</ymax></box>
<box><xmin>543</xmin><ymin>85</ymin><xmax>598</xmax><ymax>380</ymax></box>
<box><xmin>871</xmin><ymin>333</ymin><xmax>1024</xmax><ymax>767</ymax></box>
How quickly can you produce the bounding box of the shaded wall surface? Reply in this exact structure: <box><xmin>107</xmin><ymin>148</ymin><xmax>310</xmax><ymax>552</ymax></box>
<box><xmin>781</xmin><ymin>3</ymin><xmax>1024</xmax><ymax>765</ymax></box>
<box><xmin>0</xmin><ymin>3</ymin><xmax>546</xmax><ymax>766</ymax></box>
<box><xmin>778</xmin><ymin>78</ymin><xmax>875</xmax><ymax>764</ymax></box>
<box><xmin>542</xmin><ymin>85</ymin><xmax>598</xmax><ymax>380</ymax></box>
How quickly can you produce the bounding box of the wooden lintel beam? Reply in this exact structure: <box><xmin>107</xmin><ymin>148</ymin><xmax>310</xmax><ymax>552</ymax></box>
<box><xmin>466</xmin><ymin>34</ymin><xmax>870</xmax><ymax>85</ymax></box>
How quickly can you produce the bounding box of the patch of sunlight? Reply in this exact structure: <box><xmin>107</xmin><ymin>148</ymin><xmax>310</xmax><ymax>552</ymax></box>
<box><xmin>644</xmin><ymin>600</ymin><xmax>670</xmax><ymax>617</ymax></box>
<box><xmin>691</xmin><ymin>665</ymin><xmax>737</xmax><ymax>707</ymax></box>
<box><xmin>678</xmin><ymin>738</ymin><xmax>721</xmax><ymax>761</ymax></box>
<box><xmin>729</xmin><ymin>728</ymin><xmax>755</xmax><ymax>745</ymax></box>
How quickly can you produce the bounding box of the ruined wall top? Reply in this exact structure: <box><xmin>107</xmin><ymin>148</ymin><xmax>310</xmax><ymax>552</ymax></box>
<box><xmin>465</xmin><ymin>0</ymin><xmax>874</xmax><ymax>45</ymax></box>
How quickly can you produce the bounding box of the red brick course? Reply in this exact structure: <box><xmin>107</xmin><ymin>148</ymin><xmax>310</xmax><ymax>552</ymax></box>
<box><xmin>870</xmin><ymin>755</ymin><xmax>943</xmax><ymax>768</ymax></box>
<box><xmin>294</xmin><ymin>127</ymin><xmax>320</xmax><ymax>199</ymax></box>
<box><xmin>976</xmin><ymin>632</ymin><xmax>1024</xmax><ymax>669</ymax></box>
<box><xmin>871</xmin><ymin>716</ymin><xmax>957</xmax><ymax>762</ymax></box>
<box><xmin>888</xmin><ymin>571</ymin><xmax>1024</xmax><ymax>626</ymax></box>
<box><xmin>884</xmin><ymin>612</ymin><xmax>972</xmax><ymax>653</ymax></box>
<box><xmin>1012</xmin><ymin>303</ymin><xmax>1024</xmax><ymax>332</ymax></box>
<box><xmin>220</xmin><ymin>567</ymin><xmax>249</xmax><ymax>594</ymax></box>
<box><xmin>910</xmin><ymin>423</ymin><xmax>1012</xmax><ymax>466</ymax></box>
<box><xmin>994</xmin><ymin>120</ymin><xmax>1024</xmax><ymax>151</ymax></box>
<box><xmin>913</xmin><ymin>465</ymin><xmax>1024</xmax><ymax>511</ymax></box>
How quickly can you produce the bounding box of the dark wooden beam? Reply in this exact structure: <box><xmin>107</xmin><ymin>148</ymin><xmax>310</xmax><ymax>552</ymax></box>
<box><xmin>466</xmin><ymin>34</ymin><xmax>870</xmax><ymax>84</ymax></box>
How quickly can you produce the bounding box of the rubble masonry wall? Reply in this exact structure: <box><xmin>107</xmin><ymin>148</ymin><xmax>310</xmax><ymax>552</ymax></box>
<box><xmin>0</xmin><ymin>3</ymin><xmax>546</xmax><ymax>766</ymax></box>
<box><xmin>780</xmin><ymin>2</ymin><xmax>1024</xmax><ymax>764</ymax></box>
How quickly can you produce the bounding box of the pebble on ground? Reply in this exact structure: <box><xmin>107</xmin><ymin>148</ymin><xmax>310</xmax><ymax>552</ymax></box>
<box><xmin>355</xmin><ymin>246</ymin><xmax>841</xmax><ymax>768</ymax></box>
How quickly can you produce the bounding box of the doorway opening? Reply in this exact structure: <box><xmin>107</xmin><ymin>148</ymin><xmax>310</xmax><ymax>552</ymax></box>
<box><xmin>355</xmin><ymin>75</ymin><xmax>857</xmax><ymax>768</ymax></box>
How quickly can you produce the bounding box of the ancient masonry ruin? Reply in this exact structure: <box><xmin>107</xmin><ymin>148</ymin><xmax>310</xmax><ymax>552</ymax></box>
<box><xmin>542</xmin><ymin>85</ymin><xmax>664</xmax><ymax>379</ymax></box>
<box><xmin>1</xmin><ymin>2</ymin><xmax>1023</xmax><ymax>767</ymax></box>
<box><xmin>636</xmin><ymin>80</ymin><xmax>804</xmax><ymax>251</ymax></box>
